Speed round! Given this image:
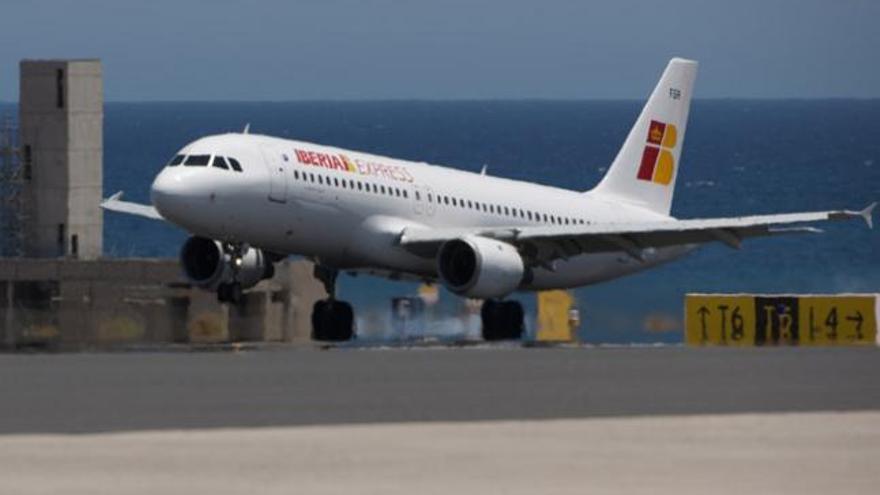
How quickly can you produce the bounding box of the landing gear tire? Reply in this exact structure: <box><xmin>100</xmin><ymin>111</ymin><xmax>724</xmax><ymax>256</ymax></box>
<box><xmin>311</xmin><ymin>299</ymin><xmax>355</xmax><ymax>342</ymax></box>
<box><xmin>217</xmin><ymin>282</ymin><xmax>243</xmax><ymax>304</ymax></box>
<box><xmin>481</xmin><ymin>300</ymin><xmax>524</xmax><ymax>341</ymax></box>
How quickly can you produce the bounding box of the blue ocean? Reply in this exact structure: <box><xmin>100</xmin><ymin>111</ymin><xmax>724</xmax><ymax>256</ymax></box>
<box><xmin>2</xmin><ymin>100</ymin><xmax>878</xmax><ymax>343</ymax></box>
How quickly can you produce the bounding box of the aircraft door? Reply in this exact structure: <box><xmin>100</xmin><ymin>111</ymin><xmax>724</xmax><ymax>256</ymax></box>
<box><xmin>262</xmin><ymin>146</ymin><xmax>288</xmax><ymax>203</ymax></box>
<box><xmin>420</xmin><ymin>185</ymin><xmax>435</xmax><ymax>216</ymax></box>
<box><xmin>412</xmin><ymin>185</ymin><xmax>424</xmax><ymax>215</ymax></box>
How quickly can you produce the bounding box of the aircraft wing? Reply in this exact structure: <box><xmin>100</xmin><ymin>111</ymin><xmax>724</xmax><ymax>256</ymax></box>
<box><xmin>100</xmin><ymin>191</ymin><xmax>164</xmax><ymax>220</ymax></box>
<box><xmin>398</xmin><ymin>203</ymin><xmax>875</xmax><ymax>264</ymax></box>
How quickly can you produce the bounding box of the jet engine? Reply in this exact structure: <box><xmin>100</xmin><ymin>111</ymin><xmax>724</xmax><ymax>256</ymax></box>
<box><xmin>180</xmin><ymin>236</ymin><xmax>274</xmax><ymax>289</ymax></box>
<box><xmin>436</xmin><ymin>236</ymin><xmax>524</xmax><ymax>299</ymax></box>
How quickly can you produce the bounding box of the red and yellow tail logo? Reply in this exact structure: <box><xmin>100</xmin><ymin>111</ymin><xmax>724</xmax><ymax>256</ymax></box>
<box><xmin>637</xmin><ymin>120</ymin><xmax>677</xmax><ymax>185</ymax></box>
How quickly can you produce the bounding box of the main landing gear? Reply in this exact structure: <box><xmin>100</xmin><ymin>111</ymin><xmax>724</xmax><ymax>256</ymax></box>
<box><xmin>307</xmin><ymin>264</ymin><xmax>522</xmax><ymax>343</ymax></box>
<box><xmin>481</xmin><ymin>299</ymin><xmax>525</xmax><ymax>341</ymax></box>
<box><xmin>311</xmin><ymin>265</ymin><xmax>355</xmax><ymax>342</ymax></box>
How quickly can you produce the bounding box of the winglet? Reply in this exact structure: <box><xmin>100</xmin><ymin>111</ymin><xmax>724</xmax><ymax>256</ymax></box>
<box><xmin>480</xmin><ymin>164</ymin><xmax>488</xmax><ymax>176</ymax></box>
<box><xmin>105</xmin><ymin>190</ymin><xmax>124</xmax><ymax>203</ymax></box>
<box><xmin>861</xmin><ymin>202</ymin><xmax>876</xmax><ymax>229</ymax></box>
<box><xmin>243</xmin><ymin>123</ymin><xmax>250</xmax><ymax>134</ymax></box>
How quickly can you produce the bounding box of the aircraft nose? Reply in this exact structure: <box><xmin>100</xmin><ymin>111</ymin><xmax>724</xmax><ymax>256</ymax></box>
<box><xmin>151</xmin><ymin>168</ymin><xmax>190</xmax><ymax>218</ymax></box>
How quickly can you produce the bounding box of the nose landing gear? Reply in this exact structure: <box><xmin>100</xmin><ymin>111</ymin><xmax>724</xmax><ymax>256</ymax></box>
<box><xmin>217</xmin><ymin>282</ymin><xmax>243</xmax><ymax>304</ymax></box>
<box><xmin>216</xmin><ymin>243</ymin><xmax>248</xmax><ymax>305</ymax></box>
<box><xmin>311</xmin><ymin>264</ymin><xmax>355</xmax><ymax>342</ymax></box>
<box><xmin>481</xmin><ymin>299</ymin><xmax>525</xmax><ymax>341</ymax></box>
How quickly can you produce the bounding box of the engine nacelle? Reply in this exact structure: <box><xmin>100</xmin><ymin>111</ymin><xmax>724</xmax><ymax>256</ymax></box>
<box><xmin>437</xmin><ymin>236</ymin><xmax>524</xmax><ymax>299</ymax></box>
<box><xmin>180</xmin><ymin>236</ymin><xmax>273</xmax><ymax>290</ymax></box>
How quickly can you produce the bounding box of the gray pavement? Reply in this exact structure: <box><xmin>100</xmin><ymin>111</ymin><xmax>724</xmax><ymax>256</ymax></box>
<box><xmin>1</xmin><ymin>346</ymin><xmax>879</xmax><ymax>434</ymax></box>
<box><xmin>3</xmin><ymin>412</ymin><xmax>878</xmax><ymax>495</ymax></box>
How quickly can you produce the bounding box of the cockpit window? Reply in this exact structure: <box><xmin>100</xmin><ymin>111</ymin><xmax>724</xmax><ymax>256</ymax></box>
<box><xmin>168</xmin><ymin>154</ymin><xmax>185</xmax><ymax>166</ymax></box>
<box><xmin>228</xmin><ymin>158</ymin><xmax>243</xmax><ymax>172</ymax></box>
<box><xmin>212</xmin><ymin>156</ymin><xmax>229</xmax><ymax>170</ymax></box>
<box><xmin>184</xmin><ymin>154</ymin><xmax>211</xmax><ymax>166</ymax></box>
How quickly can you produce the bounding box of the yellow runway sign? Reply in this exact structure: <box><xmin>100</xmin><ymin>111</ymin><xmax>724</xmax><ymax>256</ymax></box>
<box><xmin>685</xmin><ymin>294</ymin><xmax>877</xmax><ymax>346</ymax></box>
<box><xmin>537</xmin><ymin>290</ymin><xmax>578</xmax><ymax>342</ymax></box>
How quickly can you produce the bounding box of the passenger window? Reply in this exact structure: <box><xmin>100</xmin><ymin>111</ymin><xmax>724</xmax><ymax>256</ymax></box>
<box><xmin>372</xmin><ymin>184</ymin><xmax>378</xmax><ymax>193</ymax></box>
<box><xmin>294</xmin><ymin>170</ymin><xmax>300</xmax><ymax>180</ymax></box>
<box><xmin>334</xmin><ymin>178</ymin><xmax>339</xmax><ymax>187</ymax></box>
<box><xmin>168</xmin><ymin>154</ymin><xmax>185</xmax><ymax>166</ymax></box>
<box><xmin>184</xmin><ymin>154</ymin><xmax>210</xmax><ymax>166</ymax></box>
<box><xmin>212</xmin><ymin>156</ymin><xmax>229</xmax><ymax>170</ymax></box>
<box><xmin>452</xmin><ymin>198</ymin><xmax>457</xmax><ymax>207</ymax></box>
<box><xmin>229</xmin><ymin>158</ymin><xmax>243</xmax><ymax>172</ymax></box>
<box><xmin>403</xmin><ymin>190</ymin><xmax>408</xmax><ymax>199</ymax></box>
<box><xmin>357</xmin><ymin>182</ymin><xmax>363</xmax><ymax>191</ymax></box>
<box><xmin>380</xmin><ymin>185</ymin><xmax>386</xmax><ymax>195</ymax></box>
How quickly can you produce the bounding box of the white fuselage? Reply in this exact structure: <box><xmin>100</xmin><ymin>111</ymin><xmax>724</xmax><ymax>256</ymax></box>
<box><xmin>150</xmin><ymin>133</ymin><xmax>693</xmax><ymax>291</ymax></box>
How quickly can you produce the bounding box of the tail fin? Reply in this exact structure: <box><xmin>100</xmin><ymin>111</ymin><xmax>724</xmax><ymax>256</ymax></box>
<box><xmin>590</xmin><ymin>58</ymin><xmax>698</xmax><ymax>216</ymax></box>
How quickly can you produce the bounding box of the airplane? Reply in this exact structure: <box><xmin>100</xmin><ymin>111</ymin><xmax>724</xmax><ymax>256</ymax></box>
<box><xmin>102</xmin><ymin>58</ymin><xmax>875</xmax><ymax>342</ymax></box>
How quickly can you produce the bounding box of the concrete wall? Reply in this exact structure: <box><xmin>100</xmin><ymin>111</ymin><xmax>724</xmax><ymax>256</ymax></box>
<box><xmin>0</xmin><ymin>258</ymin><xmax>326</xmax><ymax>349</ymax></box>
<box><xmin>19</xmin><ymin>59</ymin><xmax>103</xmax><ymax>259</ymax></box>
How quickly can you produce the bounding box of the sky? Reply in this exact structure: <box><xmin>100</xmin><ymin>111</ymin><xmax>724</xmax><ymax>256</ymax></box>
<box><xmin>1</xmin><ymin>0</ymin><xmax>878</xmax><ymax>101</ymax></box>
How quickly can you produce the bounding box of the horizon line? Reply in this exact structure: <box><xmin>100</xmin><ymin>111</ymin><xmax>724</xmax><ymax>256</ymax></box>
<box><xmin>1</xmin><ymin>96</ymin><xmax>879</xmax><ymax>105</ymax></box>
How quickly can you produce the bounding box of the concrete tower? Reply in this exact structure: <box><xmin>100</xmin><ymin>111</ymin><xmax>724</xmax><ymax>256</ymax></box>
<box><xmin>19</xmin><ymin>59</ymin><xmax>103</xmax><ymax>259</ymax></box>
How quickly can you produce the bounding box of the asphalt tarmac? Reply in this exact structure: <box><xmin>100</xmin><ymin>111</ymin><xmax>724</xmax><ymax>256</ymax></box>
<box><xmin>1</xmin><ymin>346</ymin><xmax>878</xmax><ymax>434</ymax></box>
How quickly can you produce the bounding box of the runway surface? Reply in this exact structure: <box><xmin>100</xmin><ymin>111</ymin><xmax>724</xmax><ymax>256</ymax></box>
<box><xmin>2</xmin><ymin>412</ymin><xmax>877</xmax><ymax>495</ymax></box>
<box><xmin>2</xmin><ymin>346</ymin><xmax>879</xmax><ymax>494</ymax></box>
<box><xmin>1</xmin><ymin>346</ymin><xmax>878</xmax><ymax>434</ymax></box>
